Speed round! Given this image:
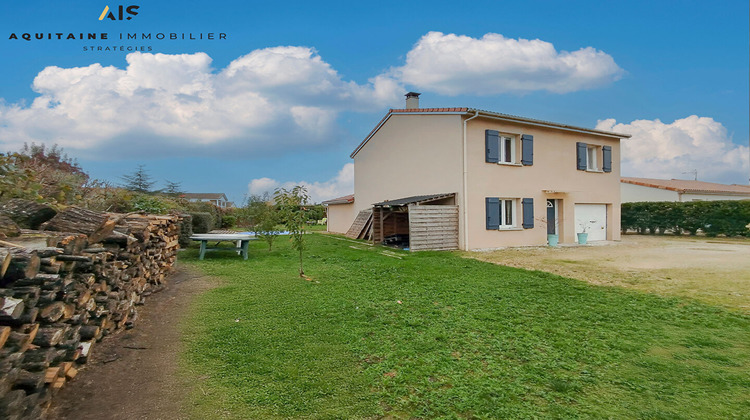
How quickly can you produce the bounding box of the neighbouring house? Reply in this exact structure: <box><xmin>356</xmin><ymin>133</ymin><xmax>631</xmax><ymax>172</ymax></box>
<box><xmin>326</xmin><ymin>92</ymin><xmax>631</xmax><ymax>251</ymax></box>
<box><xmin>182</xmin><ymin>193</ymin><xmax>232</xmax><ymax>208</ymax></box>
<box><xmin>621</xmin><ymin>177</ymin><xmax>750</xmax><ymax>202</ymax></box>
<box><xmin>322</xmin><ymin>194</ymin><xmax>355</xmax><ymax>234</ymax></box>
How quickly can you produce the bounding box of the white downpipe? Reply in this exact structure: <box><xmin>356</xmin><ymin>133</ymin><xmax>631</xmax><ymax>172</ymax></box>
<box><xmin>462</xmin><ymin>110</ymin><xmax>480</xmax><ymax>251</ymax></box>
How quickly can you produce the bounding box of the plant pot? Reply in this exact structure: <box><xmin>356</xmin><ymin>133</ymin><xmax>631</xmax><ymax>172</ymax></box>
<box><xmin>547</xmin><ymin>234</ymin><xmax>559</xmax><ymax>247</ymax></box>
<box><xmin>577</xmin><ymin>233</ymin><xmax>588</xmax><ymax>245</ymax></box>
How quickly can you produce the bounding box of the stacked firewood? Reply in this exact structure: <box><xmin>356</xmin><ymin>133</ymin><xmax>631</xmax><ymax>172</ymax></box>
<box><xmin>0</xmin><ymin>205</ymin><xmax>181</xmax><ymax>419</ymax></box>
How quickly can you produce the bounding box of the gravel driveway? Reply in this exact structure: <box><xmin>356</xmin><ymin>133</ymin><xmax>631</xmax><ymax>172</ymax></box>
<box><xmin>467</xmin><ymin>235</ymin><xmax>750</xmax><ymax>312</ymax></box>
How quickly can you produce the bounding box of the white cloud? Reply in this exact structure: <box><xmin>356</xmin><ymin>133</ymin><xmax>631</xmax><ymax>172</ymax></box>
<box><xmin>248</xmin><ymin>163</ymin><xmax>354</xmax><ymax>203</ymax></box>
<box><xmin>0</xmin><ymin>33</ymin><xmax>627</xmax><ymax>160</ymax></box>
<box><xmin>390</xmin><ymin>31</ymin><xmax>623</xmax><ymax>95</ymax></box>
<box><xmin>0</xmin><ymin>49</ymin><xmax>403</xmax><ymax>158</ymax></box>
<box><xmin>596</xmin><ymin>116</ymin><xmax>749</xmax><ymax>184</ymax></box>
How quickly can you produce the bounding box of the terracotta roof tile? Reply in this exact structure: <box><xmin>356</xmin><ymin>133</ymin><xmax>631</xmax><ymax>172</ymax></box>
<box><xmin>390</xmin><ymin>107</ymin><xmax>469</xmax><ymax>113</ymax></box>
<box><xmin>322</xmin><ymin>194</ymin><xmax>354</xmax><ymax>205</ymax></box>
<box><xmin>621</xmin><ymin>177</ymin><xmax>750</xmax><ymax>195</ymax></box>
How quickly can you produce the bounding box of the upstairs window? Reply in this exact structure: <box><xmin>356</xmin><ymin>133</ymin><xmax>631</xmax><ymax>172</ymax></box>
<box><xmin>500</xmin><ymin>135</ymin><xmax>515</xmax><ymax>164</ymax></box>
<box><xmin>486</xmin><ymin>130</ymin><xmax>533</xmax><ymax>165</ymax></box>
<box><xmin>577</xmin><ymin>142</ymin><xmax>612</xmax><ymax>173</ymax></box>
<box><xmin>587</xmin><ymin>145</ymin><xmax>599</xmax><ymax>171</ymax></box>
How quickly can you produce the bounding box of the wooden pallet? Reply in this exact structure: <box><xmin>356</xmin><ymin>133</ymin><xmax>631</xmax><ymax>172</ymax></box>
<box><xmin>345</xmin><ymin>210</ymin><xmax>372</xmax><ymax>239</ymax></box>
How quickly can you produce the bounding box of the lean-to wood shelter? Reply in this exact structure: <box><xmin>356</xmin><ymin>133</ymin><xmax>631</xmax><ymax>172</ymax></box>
<box><xmin>372</xmin><ymin>193</ymin><xmax>458</xmax><ymax>251</ymax></box>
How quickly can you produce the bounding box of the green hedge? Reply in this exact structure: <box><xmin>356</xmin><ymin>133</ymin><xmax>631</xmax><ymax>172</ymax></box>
<box><xmin>622</xmin><ymin>201</ymin><xmax>750</xmax><ymax>236</ymax></box>
<box><xmin>190</xmin><ymin>212</ymin><xmax>215</xmax><ymax>233</ymax></box>
<box><xmin>178</xmin><ymin>213</ymin><xmax>193</xmax><ymax>248</ymax></box>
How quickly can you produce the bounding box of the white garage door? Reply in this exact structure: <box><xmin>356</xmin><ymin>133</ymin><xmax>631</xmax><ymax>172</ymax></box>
<box><xmin>575</xmin><ymin>204</ymin><xmax>607</xmax><ymax>242</ymax></box>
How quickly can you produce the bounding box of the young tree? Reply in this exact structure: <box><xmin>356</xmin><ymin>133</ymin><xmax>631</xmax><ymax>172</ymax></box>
<box><xmin>241</xmin><ymin>194</ymin><xmax>279</xmax><ymax>250</ymax></box>
<box><xmin>274</xmin><ymin>186</ymin><xmax>310</xmax><ymax>277</ymax></box>
<box><xmin>162</xmin><ymin>180</ymin><xmax>183</xmax><ymax>197</ymax></box>
<box><xmin>256</xmin><ymin>205</ymin><xmax>280</xmax><ymax>251</ymax></box>
<box><xmin>120</xmin><ymin>165</ymin><xmax>155</xmax><ymax>193</ymax></box>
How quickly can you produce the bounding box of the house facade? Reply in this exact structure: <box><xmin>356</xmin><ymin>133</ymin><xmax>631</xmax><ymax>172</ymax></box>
<box><xmin>621</xmin><ymin>177</ymin><xmax>750</xmax><ymax>202</ymax></box>
<box><xmin>327</xmin><ymin>94</ymin><xmax>630</xmax><ymax>250</ymax></box>
<box><xmin>321</xmin><ymin>194</ymin><xmax>355</xmax><ymax>233</ymax></box>
<box><xmin>182</xmin><ymin>193</ymin><xmax>231</xmax><ymax>208</ymax></box>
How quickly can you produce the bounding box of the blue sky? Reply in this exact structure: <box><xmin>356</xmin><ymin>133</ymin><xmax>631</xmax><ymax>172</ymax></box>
<box><xmin>1</xmin><ymin>0</ymin><xmax>748</xmax><ymax>204</ymax></box>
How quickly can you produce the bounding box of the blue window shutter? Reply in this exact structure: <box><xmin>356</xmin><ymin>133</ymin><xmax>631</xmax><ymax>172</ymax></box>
<box><xmin>485</xmin><ymin>130</ymin><xmax>499</xmax><ymax>163</ymax></box>
<box><xmin>576</xmin><ymin>142</ymin><xmax>587</xmax><ymax>170</ymax></box>
<box><xmin>486</xmin><ymin>197</ymin><xmax>500</xmax><ymax>229</ymax></box>
<box><xmin>522</xmin><ymin>198</ymin><xmax>534</xmax><ymax>229</ymax></box>
<box><xmin>521</xmin><ymin>134</ymin><xmax>534</xmax><ymax>165</ymax></box>
<box><xmin>602</xmin><ymin>145</ymin><xmax>612</xmax><ymax>173</ymax></box>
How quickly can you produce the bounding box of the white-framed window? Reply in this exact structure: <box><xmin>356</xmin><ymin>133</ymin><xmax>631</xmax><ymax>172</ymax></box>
<box><xmin>587</xmin><ymin>145</ymin><xmax>599</xmax><ymax>171</ymax></box>
<box><xmin>499</xmin><ymin>198</ymin><xmax>517</xmax><ymax>228</ymax></box>
<box><xmin>499</xmin><ymin>135</ymin><xmax>516</xmax><ymax>164</ymax></box>
<box><xmin>486</xmin><ymin>197</ymin><xmax>534</xmax><ymax>230</ymax></box>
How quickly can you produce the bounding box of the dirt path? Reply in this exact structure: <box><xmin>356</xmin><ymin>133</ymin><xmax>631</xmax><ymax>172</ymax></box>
<box><xmin>47</xmin><ymin>265</ymin><xmax>217</xmax><ymax>420</ymax></box>
<box><xmin>466</xmin><ymin>235</ymin><xmax>750</xmax><ymax>312</ymax></box>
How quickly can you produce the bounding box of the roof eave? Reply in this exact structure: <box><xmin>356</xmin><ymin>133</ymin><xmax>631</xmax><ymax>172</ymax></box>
<box><xmin>468</xmin><ymin>108</ymin><xmax>631</xmax><ymax>139</ymax></box>
<box><xmin>350</xmin><ymin>107</ymin><xmax>631</xmax><ymax>159</ymax></box>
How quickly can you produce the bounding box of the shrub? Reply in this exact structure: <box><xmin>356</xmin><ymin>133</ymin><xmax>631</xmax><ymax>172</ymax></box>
<box><xmin>178</xmin><ymin>213</ymin><xmax>193</xmax><ymax>247</ymax></box>
<box><xmin>622</xmin><ymin>201</ymin><xmax>750</xmax><ymax>237</ymax></box>
<box><xmin>220</xmin><ymin>215</ymin><xmax>237</xmax><ymax>229</ymax></box>
<box><xmin>131</xmin><ymin>194</ymin><xmax>171</xmax><ymax>214</ymax></box>
<box><xmin>80</xmin><ymin>182</ymin><xmax>135</xmax><ymax>213</ymax></box>
<box><xmin>191</xmin><ymin>212</ymin><xmax>215</xmax><ymax>233</ymax></box>
<box><xmin>186</xmin><ymin>201</ymin><xmax>223</xmax><ymax>228</ymax></box>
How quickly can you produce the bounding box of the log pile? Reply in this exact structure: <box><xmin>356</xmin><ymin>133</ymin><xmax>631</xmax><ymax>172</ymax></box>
<box><xmin>0</xmin><ymin>206</ymin><xmax>181</xmax><ymax>419</ymax></box>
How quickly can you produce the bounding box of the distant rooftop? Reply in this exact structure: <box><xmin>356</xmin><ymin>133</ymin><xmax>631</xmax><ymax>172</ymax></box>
<box><xmin>181</xmin><ymin>193</ymin><xmax>228</xmax><ymax>200</ymax></box>
<box><xmin>321</xmin><ymin>194</ymin><xmax>354</xmax><ymax>205</ymax></box>
<box><xmin>621</xmin><ymin>177</ymin><xmax>750</xmax><ymax>195</ymax></box>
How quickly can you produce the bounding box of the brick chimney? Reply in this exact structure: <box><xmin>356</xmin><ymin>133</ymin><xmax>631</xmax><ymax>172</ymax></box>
<box><xmin>405</xmin><ymin>92</ymin><xmax>420</xmax><ymax>109</ymax></box>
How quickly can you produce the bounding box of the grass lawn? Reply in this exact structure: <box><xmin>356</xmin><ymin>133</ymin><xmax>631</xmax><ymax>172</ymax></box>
<box><xmin>180</xmin><ymin>234</ymin><xmax>750</xmax><ymax>419</ymax></box>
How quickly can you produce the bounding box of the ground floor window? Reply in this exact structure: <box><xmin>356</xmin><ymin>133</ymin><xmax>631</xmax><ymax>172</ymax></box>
<box><xmin>500</xmin><ymin>199</ymin><xmax>515</xmax><ymax>228</ymax></box>
<box><xmin>485</xmin><ymin>197</ymin><xmax>518</xmax><ymax>229</ymax></box>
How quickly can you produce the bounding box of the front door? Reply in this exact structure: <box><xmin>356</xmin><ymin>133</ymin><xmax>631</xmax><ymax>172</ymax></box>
<box><xmin>546</xmin><ymin>199</ymin><xmax>556</xmax><ymax>235</ymax></box>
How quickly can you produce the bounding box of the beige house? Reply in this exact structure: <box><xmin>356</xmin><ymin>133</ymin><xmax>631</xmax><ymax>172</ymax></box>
<box><xmin>182</xmin><ymin>193</ymin><xmax>231</xmax><ymax>208</ymax></box>
<box><xmin>327</xmin><ymin>93</ymin><xmax>631</xmax><ymax>250</ymax></box>
<box><xmin>621</xmin><ymin>177</ymin><xmax>750</xmax><ymax>202</ymax></box>
<box><xmin>322</xmin><ymin>194</ymin><xmax>355</xmax><ymax>233</ymax></box>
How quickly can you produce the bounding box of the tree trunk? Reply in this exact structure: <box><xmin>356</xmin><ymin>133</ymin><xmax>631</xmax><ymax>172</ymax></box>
<box><xmin>299</xmin><ymin>248</ymin><xmax>304</xmax><ymax>277</ymax></box>
<box><xmin>40</xmin><ymin>206</ymin><xmax>115</xmax><ymax>242</ymax></box>
<box><xmin>32</xmin><ymin>327</ymin><xmax>65</xmax><ymax>347</ymax></box>
<box><xmin>14</xmin><ymin>369</ymin><xmax>45</xmax><ymax>392</ymax></box>
<box><xmin>0</xmin><ymin>199</ymin><xmax>57</xmax><ymax>229</ymax></box>
<box><xmin>0</xmin><ymin>214</ymin><xmax>20</xmax><ymax>238</ymax></box>
<box><xmin>0</xmin><ymin>249</ymin><xmax>11</xmax><ymax>279</ymax></box>
<box><xmin>2</xmin><ymin>248</ymin><xmax>40</xmax><ymax>284</ymax></box>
